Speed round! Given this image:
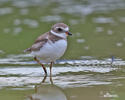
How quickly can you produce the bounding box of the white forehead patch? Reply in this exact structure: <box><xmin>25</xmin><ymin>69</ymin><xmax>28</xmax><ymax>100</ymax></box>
<box><xmin>56</xmin><ymin>27</ymin><xmax>69</xmax><ymax>31</ymax></box>
<box><xmin>64</xmin><ymin>27</ymin><xmax>69</xmax><ymax>31</ymax></box>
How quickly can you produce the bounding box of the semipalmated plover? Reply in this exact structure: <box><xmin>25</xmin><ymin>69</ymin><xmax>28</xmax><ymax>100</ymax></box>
<box><xmin>24</xmin><ymin>23</ymin><xmax>72</xmax><ymax>76</ymax></box>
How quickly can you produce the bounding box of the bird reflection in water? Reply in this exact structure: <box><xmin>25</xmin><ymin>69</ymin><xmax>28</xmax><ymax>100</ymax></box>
<box><xmin>27</xmin><ymin>76</ymin><xmax>67</xmax><ymax>100</ymax></box>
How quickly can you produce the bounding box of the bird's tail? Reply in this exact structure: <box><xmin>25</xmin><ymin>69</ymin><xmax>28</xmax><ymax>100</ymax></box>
<box><xmin>24</xmin><ymin>48</ymin><xmax>31</xmax><ymax>53</ymax></box>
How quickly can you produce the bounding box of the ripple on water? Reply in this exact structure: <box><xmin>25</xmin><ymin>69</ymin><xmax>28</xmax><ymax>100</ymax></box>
<box><xmin>0</xmin><ymin>8</ymin><xmax>13</xmax><ymax>16</ymax></box>
<box><xmin>23</xmin><ymin>19</ymin><xmax>39</xmax><ymax>28</ymax></box>
<box><xmin>0</xmin><ymin>65</ymin><xmax>117</xmax><ymax>88</ymax></box>
<box><xmin>93</xmin><ymin>17</ymin><xmax>114</xmax><ymax>24</ymax></box>
<box><xmin>0</xmin><ymin>0</ymin><xmax>125</xmax><ymax>17</ymax></box>
<box><xmin>0</xmin><ymin>54</ymin><xmax>125</xmax><ymax>66</ymax></box>
<box><xmin>41</xmin><ymin>15</ymin><xmax>63</xmax><ymax>22</ymax></box>
<box><xmin>0</xmin><ymin>54</ymin><xmax>125</xmax><ymax>89</ymax></box>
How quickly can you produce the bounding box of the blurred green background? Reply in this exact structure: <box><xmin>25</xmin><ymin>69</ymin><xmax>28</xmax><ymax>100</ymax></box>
<box><xmin>0</xmin><ymin>0</ymin><xmax>125</xmax><ymax>60</ymax></box>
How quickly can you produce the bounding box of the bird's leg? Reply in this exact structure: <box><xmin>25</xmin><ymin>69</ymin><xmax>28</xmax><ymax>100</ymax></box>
<box><xmin>50</xmin><ymin>62</ymin><xmax>53</xmax><ymax>84</ymax></box>
<box><xmin>41</xmin><ymin>75</ymin><xmax>47</xmax><ymax>83</ymax></box>
<box><xmin>34</xmin><ymin>57</ymin><xmax>47</xmax><ymax>76</ymax></box>
<box><xmin>50</xmin><ymin>75</ymin><xmax>53</xmax><ymax>84</ymax></box>
<box><xmin>50</xmin><ymin>62</ymin><xmax>53</xmax><ymax>77</ymax></box>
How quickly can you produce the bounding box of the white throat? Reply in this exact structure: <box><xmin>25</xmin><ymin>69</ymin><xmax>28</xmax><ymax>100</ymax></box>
<box><xmin>50</xmin><ymin>30</ymin><xmax>67</xmax><ymax>39</ymax></box>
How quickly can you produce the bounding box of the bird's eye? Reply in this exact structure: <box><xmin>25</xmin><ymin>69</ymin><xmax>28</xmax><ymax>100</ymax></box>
<box><xmin>57</xmin><ymin>28</ymin><xmax>63</xmax><ymax>32</ymax></box>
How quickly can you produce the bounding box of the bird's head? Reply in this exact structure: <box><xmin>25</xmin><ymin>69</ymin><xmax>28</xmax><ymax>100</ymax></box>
<box><xmin>50</xmin><ymin>23</ymin><xmax>72</xmax><ymax>38</ymax></box>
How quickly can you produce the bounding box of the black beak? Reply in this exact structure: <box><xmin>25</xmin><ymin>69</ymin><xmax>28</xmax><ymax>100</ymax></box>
<box><xmin>66</xmin><ymin>31</ymin><xmax>72</xmax><ymax>36</ymax></box>
<box><xmin>68</xmin><ymin>32</ymin><xmax>72</xmax><ymax>35</ymax></box>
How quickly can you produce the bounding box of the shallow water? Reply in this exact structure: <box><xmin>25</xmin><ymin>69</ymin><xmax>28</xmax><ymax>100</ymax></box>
<box><xmin>1</xmin><ymin>64</ymin><xmax>125</xmax><ymax>100</ymax></box>
<box><xmin>0</xmin><ymin>55</ymin><xmax>125</xmax><ymax>100</ymax></box>
<box><xmin>0</xmin><ymin>0</ymin><xmax>125</xmax><ymax>100</ymax></box>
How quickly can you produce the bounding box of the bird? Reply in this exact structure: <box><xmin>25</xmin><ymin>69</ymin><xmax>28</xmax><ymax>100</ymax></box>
<box><xmin>24</xmin><ymin>23</ymin><xmax>72</xmax><ymax>76</ymax></box>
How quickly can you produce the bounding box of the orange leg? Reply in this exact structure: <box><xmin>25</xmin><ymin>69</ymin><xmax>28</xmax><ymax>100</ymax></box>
<box><xmin>34</xmin><ymin>57</ymin><xmax>47</xmax><ymax>76</ymax></box>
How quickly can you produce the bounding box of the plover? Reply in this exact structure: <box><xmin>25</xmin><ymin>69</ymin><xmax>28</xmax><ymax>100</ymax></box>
<box><xmin>24</xmin><ymin>23</ymin><xmax>72</xmax><ymax>76</ymax></box>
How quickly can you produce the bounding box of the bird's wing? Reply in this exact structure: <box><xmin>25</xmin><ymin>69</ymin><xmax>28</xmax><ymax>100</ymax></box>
<box><xmin>24</xmin><ymin>32</ymin><xmax>49</xmax><ymax>52</ymax></box>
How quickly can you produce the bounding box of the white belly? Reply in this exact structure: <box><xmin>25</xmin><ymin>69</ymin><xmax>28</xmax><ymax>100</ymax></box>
<box><xmin>31</xmin><ymin>40</ymin><xmax>67</xmax><ymax>63</ymax></box>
